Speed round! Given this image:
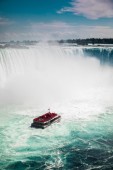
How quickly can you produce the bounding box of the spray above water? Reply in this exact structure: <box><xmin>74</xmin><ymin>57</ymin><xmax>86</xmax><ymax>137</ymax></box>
<box><xmin>0</xmin><ymin>44</ymin><xmax>113</xmax><ymax>110</ymax></box>
<box><xmin>1</xmin><ymin>44</ymin><xmax>113</xmax><ymax>170</ymax></box>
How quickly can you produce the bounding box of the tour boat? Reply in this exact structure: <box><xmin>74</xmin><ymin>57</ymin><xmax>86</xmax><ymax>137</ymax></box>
<box><xmin>31</xmin><ymin>110</ymin><xmax>61</xmax><ymax>129</ymax></box>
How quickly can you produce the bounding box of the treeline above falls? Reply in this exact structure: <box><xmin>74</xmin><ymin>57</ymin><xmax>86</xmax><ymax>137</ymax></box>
<box><xmin>58</xmin><ymin>38</ymin><xmax>113</xmax><ymax>45</ymax></box>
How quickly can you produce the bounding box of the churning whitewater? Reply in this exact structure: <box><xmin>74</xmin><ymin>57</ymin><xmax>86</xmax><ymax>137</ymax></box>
<box><xmin>0</xmin><ymin>44</ymin><xmax>113</xmax><ymax>169</ymax></box>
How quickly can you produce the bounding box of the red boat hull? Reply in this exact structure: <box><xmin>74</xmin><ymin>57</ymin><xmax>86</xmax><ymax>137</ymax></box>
<box><xmin>31</xmin><ymin>112</ymin><xmax>61</xmax><ymax>129</ymax></box>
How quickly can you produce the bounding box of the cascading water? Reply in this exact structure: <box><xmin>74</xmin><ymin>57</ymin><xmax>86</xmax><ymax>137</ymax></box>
<box><xmin>0</xmin><ymin>44</ymin><xmax>113</xmax><ymax>169</ymax></box>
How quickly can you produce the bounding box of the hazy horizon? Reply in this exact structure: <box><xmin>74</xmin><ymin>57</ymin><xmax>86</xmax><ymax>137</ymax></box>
<box><xmin>0</xmin><ymin>0</ymin><xmax>113</xmax><ymax>41</ymax></box>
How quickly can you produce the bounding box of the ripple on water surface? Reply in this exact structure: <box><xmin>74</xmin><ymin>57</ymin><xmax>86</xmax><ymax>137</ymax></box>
<box><xmin>0</xmin><ymin>106</ymin><xmax>113</xmax><ymax>169</ymax></box>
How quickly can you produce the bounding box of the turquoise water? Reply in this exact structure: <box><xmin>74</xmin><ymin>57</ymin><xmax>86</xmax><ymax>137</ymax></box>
<box><xmin>0</xmin><ymin>104</ymin><xmax>113</xmax><ymax>170</ymax></box>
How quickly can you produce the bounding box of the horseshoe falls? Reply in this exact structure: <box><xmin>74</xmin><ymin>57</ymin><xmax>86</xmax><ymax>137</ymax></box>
<box><xmin>0</xmin><ymin>44</ymin><xmax>113</xmax><ymax>170</ymax></box>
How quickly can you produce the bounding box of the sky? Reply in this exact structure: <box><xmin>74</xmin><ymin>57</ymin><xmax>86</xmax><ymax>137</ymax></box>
<box><xmin>0</xmin><ymin>0</ymin><xmax>113</xmax><ymax>41</ymax></box>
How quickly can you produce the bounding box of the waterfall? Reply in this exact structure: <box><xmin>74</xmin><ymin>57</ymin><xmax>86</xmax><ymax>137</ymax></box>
<box><xmin>0</xmin><ymin>45</ymin><xmax>113</xmax><ymax>106</ymax></box>
<box><xmin>0</xmin><ymin>46</ymin><xmax>113</xmax><ymax>85</ymax></box>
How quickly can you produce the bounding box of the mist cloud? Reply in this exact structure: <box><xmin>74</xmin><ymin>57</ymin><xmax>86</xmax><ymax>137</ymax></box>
<box><xmin>1</xmin><ymin>22</ymin><xmax>113</xmax><ymax>41</ymax></box>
